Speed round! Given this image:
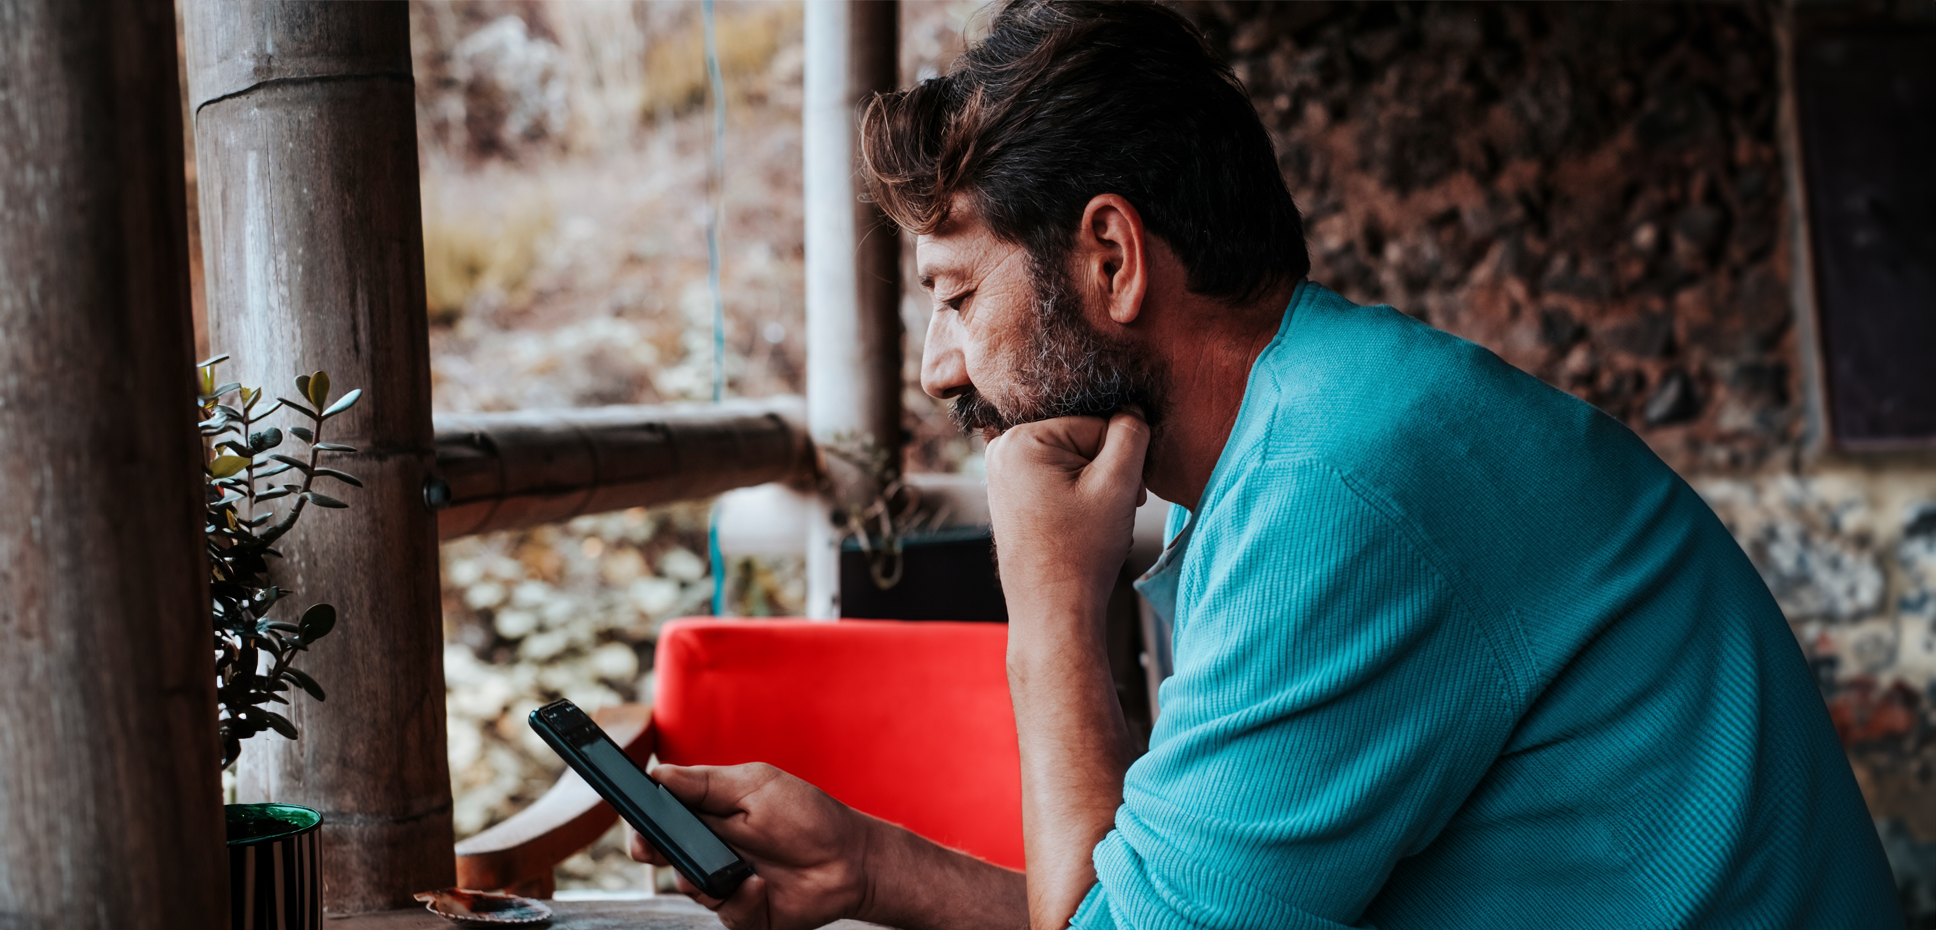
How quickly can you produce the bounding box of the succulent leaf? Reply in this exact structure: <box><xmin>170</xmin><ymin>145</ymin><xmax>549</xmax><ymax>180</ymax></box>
<box><xmin>247</xmin><ymin>708</ymin><xmax>299</xmax><ymax>740</ymax></box>
<box><xmin>320</xmin><ymin>388</ymin><xmax>360</xmax><ymax>419</ymax></box>
<box><xmin>315</xmin><ymin>468</ymin><xmax>364</xmax><ymax>488</ymax></box>
<box><xmin>276</xmin><ymin>397</ymin><xmax>321</xmax><ymax>421</ymax></box>
<box><xmin>298</xmin><ymin>603</ymin><xmax>337</xmax><ymax>643</ymax></box>
<box><xmin>208</xmin><ymin>455</ymin><xmax>249</xmax><ymax>479</ymax></box>
<box><xmin>284</xmin><ymin>668</ymin><xmax>326</xmax><ymax>702</ymax></box>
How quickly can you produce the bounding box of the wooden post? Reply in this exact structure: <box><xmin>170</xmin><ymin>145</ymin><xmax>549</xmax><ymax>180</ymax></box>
<box><xmin>0</xmin><ymin>1</ymin><xmax>227</xmax><ymax>927</ymax></box>
<box><xmin>181</xmin><ymin>0</ymin><xmax>453</xmax><ymax>913</ymax></box>
<box><xmin>805</xmin><ymin>0</ymin><xmax>903</xmax><ymax>618</ymax></box>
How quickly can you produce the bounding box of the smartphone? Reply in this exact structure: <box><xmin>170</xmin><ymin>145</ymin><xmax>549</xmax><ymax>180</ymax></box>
<box><xmin>528</xmin><ymin>699</ymin><xmax>754</xmax><ymax>899</ymax></box>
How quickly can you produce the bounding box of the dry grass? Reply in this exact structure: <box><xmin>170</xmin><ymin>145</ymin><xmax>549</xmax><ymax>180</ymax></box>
<box><xmin>422</xmin><ymin>183</ymin><xmax>556</xmax><ymax>324</ymax></box>
<box><xmin>639</xmin><ymin>3</ymin><xmax>801</xmax><ymax>118</ymax></box>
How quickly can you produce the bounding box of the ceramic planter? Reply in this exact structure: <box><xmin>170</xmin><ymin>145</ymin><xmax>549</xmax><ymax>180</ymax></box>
<box><xmin>226</xmin><ymin>802</ymin><xmax>322</xmax><ymax>930</ymax></box>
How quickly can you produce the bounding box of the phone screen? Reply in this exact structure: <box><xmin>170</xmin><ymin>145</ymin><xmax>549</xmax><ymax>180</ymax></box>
<box><xmin>579</xmin><ymin>736</ymin><xmax>742</xmax><ymax>876</ymax></box>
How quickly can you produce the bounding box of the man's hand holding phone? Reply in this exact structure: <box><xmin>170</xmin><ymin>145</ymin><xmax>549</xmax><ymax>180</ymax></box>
<box><xmin>630</xmin><ymin>763</ymin><xmax>1029</xmax><ymax>930</ymax></box>
<box><xmin>626</xmin><ymin>763</ymin><xmax>872</xmax><ymax>930</ymax></box>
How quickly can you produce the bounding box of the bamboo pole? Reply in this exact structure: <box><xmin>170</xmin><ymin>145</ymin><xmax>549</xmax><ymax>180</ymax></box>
<box><xmin>804</xmin><ymin>0</ymin><xmax>903</xmax><ymax>618</ymax></box>
<box><xmin>0</xmin><ymin>1</ymin><xmax>227</xmax><ymax>927</ymax></box>
<box><xmin>181</xmin><ymin>0</ymin><xmax>453</xmax><ymax>913</ymax></box>
<box><xmin>433</xmin><ymin>398</ymin><xmax>816</xmax><ymax>540</ymax></box>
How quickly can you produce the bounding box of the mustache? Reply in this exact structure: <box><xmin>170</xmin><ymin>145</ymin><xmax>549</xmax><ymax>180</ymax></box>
<box><xmin>948</xmin><ymin>389</ymin><xmax>1006</xmax><ymax>439</ymax></box>
<box><xmin>947</xmin><ymin>381</ymin><xmax>1151</xmax><ymax>439</ymax></box>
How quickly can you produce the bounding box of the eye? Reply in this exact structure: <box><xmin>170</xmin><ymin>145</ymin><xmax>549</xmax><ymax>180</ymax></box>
<box><xmin>938</xmin><ymin>291</ymin><xmax>971</xmax><ymax>313</ymax></box>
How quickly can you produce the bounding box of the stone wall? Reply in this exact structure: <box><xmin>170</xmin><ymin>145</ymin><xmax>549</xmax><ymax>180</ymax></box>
<box><xmin>1180</xmin><ymin>1</ymin><xmax>1936</xmax><ymax>917</ymax></box>
<box><xmin>1186</xmin><ymin>1</ymin><xmax>1793</xmax><ymax>470</ymax></box>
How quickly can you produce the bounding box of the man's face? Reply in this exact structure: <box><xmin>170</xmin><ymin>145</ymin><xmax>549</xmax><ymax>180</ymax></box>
<box><xmin>917</xmin><ymin>207</ymin><xmax>1158</xmax><ymax>439</ymax></box>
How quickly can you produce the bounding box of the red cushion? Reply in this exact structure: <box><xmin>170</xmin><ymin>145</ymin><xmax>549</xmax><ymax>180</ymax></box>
<box><xmin>652</xmin><ymin>619</ymin><xmax>1023</xmax><ymax>870</ymax></box>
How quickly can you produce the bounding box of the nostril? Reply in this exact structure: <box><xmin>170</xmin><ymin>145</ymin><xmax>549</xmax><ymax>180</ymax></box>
<box><xmin>920</xmin><ymin>359</ymin><xmax>970</xmax><ymax>400</ymax></box>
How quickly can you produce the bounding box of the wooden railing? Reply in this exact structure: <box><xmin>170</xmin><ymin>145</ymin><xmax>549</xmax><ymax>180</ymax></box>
<box><xmin>430</xmin><ymin>398</ymin><xmax>817</xmax><ymax>540</ymax></box>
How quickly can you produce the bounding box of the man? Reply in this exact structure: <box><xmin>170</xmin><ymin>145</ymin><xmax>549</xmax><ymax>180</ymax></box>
<box><xmin>631</xmin><ymin>2</ymin><xmax>1900</xmax><ymax>927</ymax></box>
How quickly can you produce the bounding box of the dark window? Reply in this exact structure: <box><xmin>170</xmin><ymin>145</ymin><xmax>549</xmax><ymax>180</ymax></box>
<box><xmin>1794</xmin><ymin>30</ymin><xmax>1936</xmax><ymax>447</ymax></box>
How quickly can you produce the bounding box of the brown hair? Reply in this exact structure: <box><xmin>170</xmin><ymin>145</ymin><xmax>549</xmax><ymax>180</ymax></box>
<box><xmin>859</xmin><ymin>0</ymin><xmax>1309</xmax><ymax>304</ymax></box>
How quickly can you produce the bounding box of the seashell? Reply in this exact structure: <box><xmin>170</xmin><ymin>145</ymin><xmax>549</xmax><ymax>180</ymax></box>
<box><xmin>412</xmin><ymin>887</ymin><xmax>553</xmax><ymax>926</ymax></box>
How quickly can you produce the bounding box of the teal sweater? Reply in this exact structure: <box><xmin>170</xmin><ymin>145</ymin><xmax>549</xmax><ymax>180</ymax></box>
<box><xmin>1073</xmin><ymin>282</ymin><xmax>1898</xmax><ymax>928</ymax></box>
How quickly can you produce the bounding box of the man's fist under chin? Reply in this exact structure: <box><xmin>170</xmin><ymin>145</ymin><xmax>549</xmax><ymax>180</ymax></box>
<box><xmin>983</xmin><ymin>409</ymin><xmax>1151</xmax><ymax>617</ymax></box>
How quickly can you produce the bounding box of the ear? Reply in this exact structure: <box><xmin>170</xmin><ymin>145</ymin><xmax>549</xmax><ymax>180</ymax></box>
<box><xmin>1074</xmin><ymin>194</ymin><xmax>1149</xmax><ymax>326</ymax></box>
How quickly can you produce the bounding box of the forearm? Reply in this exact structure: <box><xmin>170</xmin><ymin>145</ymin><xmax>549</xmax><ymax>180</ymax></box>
<box><xmin>980</xmin><ymin>411</ymin><xmax>1149</xmax><ymax>929</ymax></box>
<box><xmin>1008</xmin><ymin>595</ymin><xmax>1134</xmax><ymax>929</ymax></box>
<box><xmin>860</xmin><ymin>815</ymin><xmax>1029</xmax><ymax>930</ymax></box>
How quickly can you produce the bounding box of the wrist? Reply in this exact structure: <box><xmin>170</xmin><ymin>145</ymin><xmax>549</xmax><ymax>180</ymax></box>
<box><xmin>852</xmin><ymin>813</ymin><xmax>897</xmax><ymax>925</ymax></box>
<box><xmin>854</xmin><ymin>819</ymin><xmax>941</xmax><ymax>929</ymax></box>
<box><xmin>856</xmin><ymin>816</ymin><xmax>1028</xmax><ymax>930</ymax></box>
<box><xmin>997</xmin><ymin>560</ymin><xmax>1118</xmax><ymax>613</ymax></box>
<box><xmin>1000</xmin><ymin>568</ymin><xmax>1113</xmax><ymax>627</ymax></box>
<box><xmin>1004</xmin><ymin>598</ymin><xmax>1112</xmax><ymax>664</ymax></box>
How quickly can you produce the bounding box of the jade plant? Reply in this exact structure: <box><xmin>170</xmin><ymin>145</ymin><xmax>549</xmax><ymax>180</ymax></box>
<box><xmin>199</xmin><ymin>355</ymin><xmax>363</xmax><ymax>768</ymax></box>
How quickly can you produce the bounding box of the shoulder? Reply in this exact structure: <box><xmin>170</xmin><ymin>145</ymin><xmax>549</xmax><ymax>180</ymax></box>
<box><xmin>1251</xmin><ymin>283</ymin><xmax>1599</xmax><ymax>469</ymax></box>
<box><xmin>1232</xmin><ymin>282</ymin><xmax>1673</xmax><ymax>551</ymax></box>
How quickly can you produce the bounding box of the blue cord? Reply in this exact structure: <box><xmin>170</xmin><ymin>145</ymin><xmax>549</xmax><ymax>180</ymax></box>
<box><xmin>703</xmin><ymin>0</ymin><xmax>729</xmax><ymax>615</ymax></box>
<box><xmin>702</xmin><ymin>0</ymin><xmax>727</xmax><ymax>406</ymax></box>
<box><xmin>709</xmin><ymin>508</ymin><xmax>726</xmax><ymax>617</ymax></box>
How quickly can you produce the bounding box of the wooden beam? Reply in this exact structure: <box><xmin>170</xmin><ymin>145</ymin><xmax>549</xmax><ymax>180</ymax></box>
<box><xmin>0</xmin><ymin>1</ymin><xmax>227</xmax><ymax>927</ymax></box>
<box><xmin>433</xmin><ymin>398</ymin><xmax>816</xmax><ymax>540</ymax></box>
<box><xmin>181</xmin><ymin>0</ymin><xmax>453</xmax><ymax>913</ymax></box>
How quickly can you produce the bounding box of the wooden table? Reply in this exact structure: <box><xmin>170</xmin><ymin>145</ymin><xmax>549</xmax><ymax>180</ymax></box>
<box><xmin>329</xmin><ymin>896</ymin><xmax>883</xmax><ymax>929</ymax></box>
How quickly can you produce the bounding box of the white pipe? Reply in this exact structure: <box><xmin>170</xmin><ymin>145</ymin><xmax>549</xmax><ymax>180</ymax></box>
<box><xmin>804</xmin><ymin>0</ymin><xmax>855</xmax><ymax>619</ymax></box>
<box><xmin>804</xmin><ymin>1</ymin><xmax>901</xmax><ymax>619</ymax></box>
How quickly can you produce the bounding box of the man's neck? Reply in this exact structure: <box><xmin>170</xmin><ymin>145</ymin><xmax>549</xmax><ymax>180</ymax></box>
<box><xmin>1143</xmin><ymin>281</ymin><xmax>1295</xmax><ymax>511</ymax></box>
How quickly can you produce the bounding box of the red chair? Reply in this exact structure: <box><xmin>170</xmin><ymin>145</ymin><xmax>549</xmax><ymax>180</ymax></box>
<box><xmin>455</xmin><ymin>618</ymin><xmax>1023</xmax><ymax>894</ymax></box>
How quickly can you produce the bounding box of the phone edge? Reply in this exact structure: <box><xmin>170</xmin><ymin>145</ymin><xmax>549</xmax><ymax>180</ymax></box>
<box><xmin>525</xmin><ymin>707</ymin><xmax>752</xmax><ymax>898</ymax></box>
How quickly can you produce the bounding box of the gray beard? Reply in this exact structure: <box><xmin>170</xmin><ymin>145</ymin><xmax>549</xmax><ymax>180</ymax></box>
<box><xmin>949</xmin><ymin>258</ymin><xmax>1161</xmax><ymax>439</ymax></box>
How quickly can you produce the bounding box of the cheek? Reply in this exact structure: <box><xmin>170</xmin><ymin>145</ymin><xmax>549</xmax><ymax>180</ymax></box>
<box><xmin>963</xmin><ymin>320</ymin><xmax>1028</xmax><ymax>397</ymax></box>
<box><xmin>965</xmin><ymin>292</ymin><xmax>1038</xmax><ymax>384</ymax></box>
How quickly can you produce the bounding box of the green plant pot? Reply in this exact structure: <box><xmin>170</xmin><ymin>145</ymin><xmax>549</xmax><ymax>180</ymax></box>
<box><xmin>226</xmin><ymin>803</ymin><xmax>322</xmax><ymax>930</ymax></box>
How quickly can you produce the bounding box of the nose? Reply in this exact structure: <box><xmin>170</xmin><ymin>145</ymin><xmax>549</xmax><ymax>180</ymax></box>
<box><xmin>921</xmin><ymin>308</ymin><xmax>970</xmax><ymax>399</ymax></box>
